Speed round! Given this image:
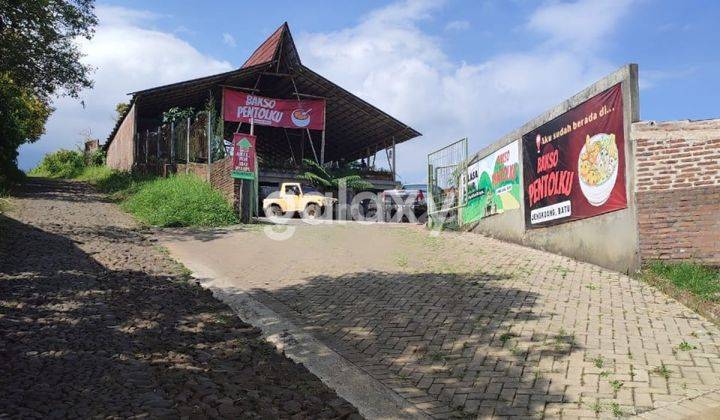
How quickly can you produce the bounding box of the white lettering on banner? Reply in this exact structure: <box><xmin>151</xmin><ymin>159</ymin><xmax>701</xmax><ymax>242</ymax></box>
<box><xmin>530</xmin><ymin>200</ymin><xmax>572</xmax><ymax>224</ymax></box>
<box><xmin>236</xmin><ymin>106</ymin><xmax>284</xmax><ymax>125</ymax></box>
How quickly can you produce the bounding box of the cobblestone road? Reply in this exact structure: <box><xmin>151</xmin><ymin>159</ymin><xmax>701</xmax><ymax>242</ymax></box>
<box><xmin>164</xmin><ymin>222</ymin><xmax>720</xmax><ymax>418</ymax></box>
<box><xmin>0</xmin><ymin>179</ymin><xmax>359</xmax><ymax>418</ymax></box>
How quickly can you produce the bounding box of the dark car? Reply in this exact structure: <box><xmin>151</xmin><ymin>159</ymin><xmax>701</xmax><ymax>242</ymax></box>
<box><xmin>381</xmin><ymin>183</ymin><xmax>429</xmax><ymax>223</ymax></box>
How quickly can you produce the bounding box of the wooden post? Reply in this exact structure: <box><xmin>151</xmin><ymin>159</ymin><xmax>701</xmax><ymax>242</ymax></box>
<box><xmin>320</xmin><ymin>104</ymin><xmax>326</xmax><ymax>165</ymax></box>
<box><xmin>156</xmin><ymin>127</ymin><xmax>161</xmax><ymax>173</ymax></box>
<box><xmin>185</xmin><ymin>117</ymin><xmax>190</xmax><ymax>174</ymax></box>
<box><xmin>206</xmin><ymin>111</ymin><xmax>212</xmax><ymax>182</ymax></box>
<box><xmin>170</xmin><ymin>121</ymin><xmax>175</xmax><ymax>164</ymax></box>
<box><xmin>145</xmin><ymin>129</ymin><xmax>149</xmax><ymax>164</ymax></box>
<box><xmin>392</xmin><ymin>136</ymin><xmax>396</xmax><ymax>183</ymax></box>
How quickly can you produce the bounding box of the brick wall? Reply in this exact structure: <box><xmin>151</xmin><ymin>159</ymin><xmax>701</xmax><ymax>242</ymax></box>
<box><xmin>176</xmin><ymin>157</ymin><xmax>235</xmax><ymax>203</ymax></box>
<box><xmin>632</xmin><ymin>119</ymin><xmax>720</xmax><ymax>266</ymax></box>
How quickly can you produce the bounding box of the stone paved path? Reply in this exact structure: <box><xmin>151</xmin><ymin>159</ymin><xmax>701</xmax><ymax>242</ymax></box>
<box><xmin>0</xmin><ymin>179</ymin><xmax>359</xmax><ymax>418</ymax></box>
<box><xmin>163</xmin><ymin>222</ymin><xmax>720</xmax><ymax>419</ymax></box>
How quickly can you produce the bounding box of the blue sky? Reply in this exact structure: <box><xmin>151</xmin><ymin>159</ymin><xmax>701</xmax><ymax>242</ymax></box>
<box><xmin>19</xmin><ymin>0</ymin><xmax>720</xmax><ymax>182</ymax></box>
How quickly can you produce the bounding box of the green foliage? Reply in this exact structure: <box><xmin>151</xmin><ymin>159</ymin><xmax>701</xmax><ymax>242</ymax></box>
<box><xmin>647</xmin><ymin>261</ymin><xmax>720</xmax><ymax>302</ymax></box>
<box><xmin>299</xmin><ymin>159</ymin><xmax>374</xmax><ymax>192</ymax></box>
<box><xmin>115</xmin><ymin>102</ymin><xmax>129</xmax><ymax>122</ymax></box>
<box><xmin>162</xmin><ymin>106</ymin><xmax>194</xmax><ymax>124</ymax></box>
<box><xmin>87</xmin><ymin>149</ymin><xmax>106</xmax><ymax>166</ymax></box>
<box><xmin>122</xmin><ymin>175</ymin><xmax>238</xmax><ymax>227</ymax></box>
<box><xmin>0</xmin><ymin>73</ymin><xmax>52</xmax><ymax>187</ymax></box>
<box><xmin>678</xmin><ymin>341</ymin><xmax>697</xmax><ymax>351</ymax></box>
<box><xmin>0</xmin><ymin>0</ymin><xmax>97</xmax><ymax>100</ymax></box>
<box><xmin>29</xmin><ymin>149</ymin><xmax>85</xmax><ymax>178</ymax></box>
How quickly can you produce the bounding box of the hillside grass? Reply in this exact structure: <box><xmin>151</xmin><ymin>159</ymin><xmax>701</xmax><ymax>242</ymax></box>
<box><xmin>641</xmin><ymin>261</ymin><xmax>720</xmax><ymax>323</ymax></box>
<box><xmin>29</xmin><ymin>150</ymin><xmax>237</xmax><ymax>227</ymax></box>
<box><xmin>122</xmin><ymin>175</ymin><xmax>237</xmax><ymax>227</ymax></box>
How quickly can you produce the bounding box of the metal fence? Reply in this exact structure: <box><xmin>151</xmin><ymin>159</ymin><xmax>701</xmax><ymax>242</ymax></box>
<box><xmin>427</xmin><ymin>138</ymin><xmax>467</xmax><ymax>226</ymax></box>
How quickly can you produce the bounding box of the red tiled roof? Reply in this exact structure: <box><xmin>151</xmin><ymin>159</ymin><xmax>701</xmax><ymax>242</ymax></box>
<box><xmin>241</xmin><ymin>23</ymin><xmax>286</xmax><ymax>68</ymax></box>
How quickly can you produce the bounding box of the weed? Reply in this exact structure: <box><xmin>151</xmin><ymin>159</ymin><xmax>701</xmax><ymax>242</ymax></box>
<box><xmin>588</xmin><ymin>400</ymin><xmax>603</xmax><ymax>414</ymax></box>
<box><xmin>678</xmin><ymin>341</ymin><xmax>697</xmax><ymax>351</ymax></box>
<box><xmin>395</xmin><ymin>254</ymin><xmax>409</xmax><ymax>268</ymax></box>
<box><xmin>586</xmin><ymin>283</ymin><xmax>599</xmax><ymax>290</ymax></box>
<box><xmin>509</xmin><ymin>343</ymin><xmax>525</xmax><ymax>357</ymax></box>
<box><xmin>499</xmin><ymin>332</ymin><xmax>516</xmax><ymax>343</ymax></box>
<box><xmin>652</xmin><ymin>363</ymin><xmax>672</xmax><ymax>380</ymax></box>
<box><xmin>609</xmin><ymin>402</ymin><xmax>623</xmax><ymax>417</ymax></box>
<box><xmin>427</xmin><ymin>352</ymin><xmax>446</xmax><ymax>362</ymax></box>
<box><xmin>600</xmin><ymin>371</ymin><xmax>610</xmax><ymax>378</ymax></box>
<box><xmin>552</xmin><ymin>265</ymin><xmax>574</xmax><ymax>278</ymax></box>
<box><xmin>609</xmin><ymin>380</ymin><xmax>624</xmax><ymax>392</ymax></box>
<box><xmin>593</xmin><ymin>356</ymin><xmax>605</xmax><ymax>369</ymax></box>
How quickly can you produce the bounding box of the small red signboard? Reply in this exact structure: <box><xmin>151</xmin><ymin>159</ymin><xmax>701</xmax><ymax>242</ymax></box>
<box><xmin>223</xmin><ymin>88</ymin><xmax>325</xmax><ymax>130</ymax></box>
<box><xmin>232</xmin><ymin>133</ymin><xmax>256</xmax><ymax>179</ymax></box>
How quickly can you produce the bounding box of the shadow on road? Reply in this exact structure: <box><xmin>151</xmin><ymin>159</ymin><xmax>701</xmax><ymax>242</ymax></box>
<box><xmin>250</xmin><ymin>271</ymin><xmax>582</xmax><ymax>416</ymax></box>
<box><xmin>0</xmin><ymin>211</ymin><xmax>358</xmax><ymax>418</ymax></box>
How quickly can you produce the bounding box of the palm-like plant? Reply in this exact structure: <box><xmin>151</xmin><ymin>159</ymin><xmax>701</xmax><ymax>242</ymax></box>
<box><xmin>298</xmin><ymin>159</ymin><xmax>374</xmax><ymax>193</ymax></box>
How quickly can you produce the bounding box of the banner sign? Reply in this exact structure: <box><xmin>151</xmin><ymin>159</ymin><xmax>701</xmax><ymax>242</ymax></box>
<box><xmin>223</xmin><ymin>88</ymin><xmax>325</xmax><ymax>130</ymax></box>
<box><xmin>231</xmin><ymin>133</ymin><xmax>256</xmax><ymax>180</ymax></box>
<box><xmin>463</xmin><ymin>141</ymin><xmax>520</xmax><ymax>224</ymax></box>
<box><xmin>522</xmin><ymin>83</ymin><xmax>627</xmax><ymax>228</ymax></box>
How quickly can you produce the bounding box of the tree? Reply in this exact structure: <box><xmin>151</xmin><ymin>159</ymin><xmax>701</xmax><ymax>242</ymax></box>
<box><xmin>0</xmin><ymin>73</ymin><xmax>52</xmax><ymax>184</ymax></box>
<box><xmin>0</xmin><ymin>1</ymin><xmax>97</xmax><ymax>183</ymax></box>
<box><xmin>115</xmin><ymin>102</ymin><xmax>130</xmax><ymax>122</ymax></box>
<box><xmin>0</xmin><ymin>0</ymin><xmax>97</xmax><ymax>100</ymax></box>
<box><xmin>298</xmin><ymin>159</ymin><xmax>374</xmax><ymax>194</ymax></box>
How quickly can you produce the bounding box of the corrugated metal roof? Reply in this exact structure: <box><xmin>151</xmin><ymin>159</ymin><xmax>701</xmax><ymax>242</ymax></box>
<box><xmin>242</xmin><ymin>23</ymin><xmax>284</xmax><ymax>68</ymax></box>
<box><xmin>106</xmin><ymin>22</ymin><xmax>421</xmax><ymax>160</ymax></box>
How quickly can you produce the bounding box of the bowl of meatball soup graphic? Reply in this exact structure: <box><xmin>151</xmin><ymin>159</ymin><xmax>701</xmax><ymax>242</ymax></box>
<box><xmin>291</xmin><ymin>109</ymin><xmax>311</xmax><ymax>127</ymax></box>
<box><xmin>578</xmin><ymin>133</ymin><xmax>619</xmax><ymax>206</ymax></box>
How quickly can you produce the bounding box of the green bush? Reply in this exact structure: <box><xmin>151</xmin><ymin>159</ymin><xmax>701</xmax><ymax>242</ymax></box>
<box><xmin>122</xmin><ymin>174</ymin><xmax>237</xmax><ymax>227</ymax></box>
<box><xmin>647</xmin><ymin>261</ymin><xmax>720</xmax><ymax>302</ymax></box>
<box><xmin>87</xmin><ymin>149</ymin><xmax>106</xmax><ymax>166</ymax></box>
<box><xmin>29</xmin><ymin>149</ymin><xmax>86</xmax><ymax>178</ymax></box>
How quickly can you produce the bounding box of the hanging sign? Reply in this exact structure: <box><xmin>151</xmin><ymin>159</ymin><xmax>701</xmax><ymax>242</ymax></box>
<box><xmin>223</xmin><ymin>88</ymin><xmax>325</xmax><ymax>130</ymax></box>
<box><xmin>522</xmin><ymin>83</ymin><xmax>627</xmax><ymax>228</ymax></box>
<box><xmin>231</xmin><ymin>133</ymin><xmax>256</xmax><ymax>180</ymax></box>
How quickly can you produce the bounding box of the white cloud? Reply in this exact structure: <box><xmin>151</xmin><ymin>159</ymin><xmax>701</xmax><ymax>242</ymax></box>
<box><xmin>297</xmin><ymin>0</ymin><xmax>635</xmax><ymax>182</ymax></box>
<box><xmin>19</xmin><ymin>5</ymin><xmax>232</xmax><ymax>170</ymax></box>
<box><xmin>222</xmin><ymin>32</ymin><xmax>236</xmax><ymax>47</ymax></box>
<box><xmin>527</xmin><ymin>0</ymin><xmax>634</xmax><ymax>51</ymax></box>
<box><xmin>445</xmin><ymin>20</ymin><xmax>470</xmax><ymax>31</ymax></box>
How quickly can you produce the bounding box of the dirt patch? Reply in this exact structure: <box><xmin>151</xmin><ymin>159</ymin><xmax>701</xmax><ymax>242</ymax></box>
<box><xmin>0</xmin><ymin>178</ymin><xmax>360</xmax><ymax>418</ymax></box>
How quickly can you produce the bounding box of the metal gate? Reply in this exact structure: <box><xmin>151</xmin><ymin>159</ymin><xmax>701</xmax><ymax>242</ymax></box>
<box><xmin>427</xmin><ymin>138</ymin><xmax>467</xmax><ymax>228</ymax></box>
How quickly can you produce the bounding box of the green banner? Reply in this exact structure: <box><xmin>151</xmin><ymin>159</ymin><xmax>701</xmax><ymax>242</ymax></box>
<box><xmin>463</xmin><ymin>141</ymin><xmax>521</xmax><ymax>224</ymax></box>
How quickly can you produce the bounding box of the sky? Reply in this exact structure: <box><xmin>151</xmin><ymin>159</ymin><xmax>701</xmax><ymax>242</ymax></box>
<box><xmin>18</xmin><ymin>0</ymin><xmax>720</xmax><ymax>183</ymax></box>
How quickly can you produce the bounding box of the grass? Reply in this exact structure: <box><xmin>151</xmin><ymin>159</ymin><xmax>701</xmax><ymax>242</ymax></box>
<box><xmin>678</xmin><ymin>340</ymin><xmax>697</xmax><ymax>351</ymax></box>
<box><xmin>29</xmin><ymin>151</ymin><xmax>238</xmax><ymax>228</ymax></box>
<box><xmin>652</xmin><ymin>363</ymin><xmax>672</xmax><ymax>380</ymax></box>
<box><xmin>646</xmin><ymin>261</ymin><xmax>720</xmax><ymax>302</ymax></box>
<box><xmin>609</xmin><ymin>402</ymin><xmax>624</xmax><ymax>417</ymax></box>
<box><xmin>122</xmin><ymin>175</ymin><xmax>237</xmax><ymax>227</ymax></box>
<box><xmin>641</xmin><ymin>261</ymin><xmax>720</xmax><ymax>324</ymax></box>
<box><xmin>609</xmin><ymin>379</ymin><xmax>624</xmax><ymax>392</ymax></box>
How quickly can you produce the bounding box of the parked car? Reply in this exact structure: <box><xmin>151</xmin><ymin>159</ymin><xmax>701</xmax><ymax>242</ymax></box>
<box><xmin>381</xmin><ymin>183</ymin><xmax>430</xmax><ymax>223</ymax></box>
<box><xmin>262</xmin><ymin>182</ymin><xmax>336</xmax><ymax>219</ymax></box>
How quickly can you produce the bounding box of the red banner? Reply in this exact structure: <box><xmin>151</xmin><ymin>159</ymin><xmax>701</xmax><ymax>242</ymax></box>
<box><xmin>522</xmin><ymin>83</ymin><xmax>627</xmax><ymax>228</ymax></box>
<box><xmin>232</xmin><ymin>133</ymin><xmax>256</xmax><ymax>177</ymax></box>
<box><xmin>223</xmin><ymin>88</ymin><xmax>325</xmax><ymax>130</ymax></box>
